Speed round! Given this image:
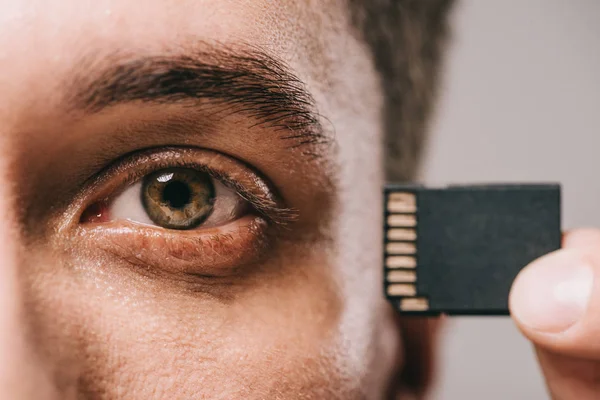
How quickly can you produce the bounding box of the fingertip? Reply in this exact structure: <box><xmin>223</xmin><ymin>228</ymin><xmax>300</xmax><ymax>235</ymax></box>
<box><xmin>509</xmin><ymin>248</ymin><xmax>594</xmax><ymax>334</ymax></box>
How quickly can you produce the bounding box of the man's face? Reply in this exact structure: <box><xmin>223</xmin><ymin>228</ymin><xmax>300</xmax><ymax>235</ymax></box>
<box><xmin>0</xmin><ymin>1</ymin><xmax>415</xmax><ymax>398</ymax></box>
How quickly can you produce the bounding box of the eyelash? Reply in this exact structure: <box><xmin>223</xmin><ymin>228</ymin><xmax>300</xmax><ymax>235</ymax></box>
<box><xmin>75</xmin><ymin>147</ymin><xmax>294</xmax><ymax>227</ymax></box>
<box><xmin>63</xmin><ymin>147</ymin><xmax>297</xmax><ymax>281</ymax></box>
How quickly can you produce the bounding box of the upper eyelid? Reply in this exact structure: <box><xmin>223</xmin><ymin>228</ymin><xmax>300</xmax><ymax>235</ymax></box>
<box><xmin>200</xmin><ymin>169</ymin><xmax>298</xmax><ymax>226</ymax></box>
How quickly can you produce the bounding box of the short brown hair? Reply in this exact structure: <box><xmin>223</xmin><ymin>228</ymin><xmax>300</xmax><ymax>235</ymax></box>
<box><xmin>348</xmin><ymin>0</ymin><xmax>455</xmax><ymax>181</ymax></box>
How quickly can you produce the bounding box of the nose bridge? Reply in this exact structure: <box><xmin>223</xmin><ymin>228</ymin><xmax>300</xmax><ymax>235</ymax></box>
<box><xmin>0</xmin><ymin>140</ymin><xmax>59</xmax><ymax>399</ymax></box>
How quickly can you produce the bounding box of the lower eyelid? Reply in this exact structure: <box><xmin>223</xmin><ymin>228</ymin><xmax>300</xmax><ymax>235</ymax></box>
<box><xmin>74</xmin><ymin>215</ymin><xmax>271</xmax><ymax>278</ymax></box>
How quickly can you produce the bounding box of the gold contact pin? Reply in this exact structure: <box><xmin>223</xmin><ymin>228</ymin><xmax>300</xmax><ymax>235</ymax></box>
<box><xmin>387</xmin><ymin>192</ymin><xmax>417</xmax><ymax>213</ymax></box>
<box><xmin>385</xmin><ymin>242</ymin><xmax>416</xmax><ymax>255</ymax></box>
<box><xmin>399</xmin><ymin>297</ymin><xmax>429</xmax><ymax>311</ymax></box>
<box><xmin>387</xmin><ymin>270</ymin><xmax>417</xmax><ymax>283</ymax></box>
<box><xmin>386</xmin><ymin>214</ymin><xmax>417</xmax><ymax>227</ymax></box>
<box><xmin>385</xmin><ymin>256</ymin><xmax>417</xmax><ymax>268</ymax></box>
<box><xmin>386</xmin><ymin>284</ymin><xmax>417</xmax><ymax>296</ymax></box>
<box><xmin>387</xmin><ymin>228</ymin><xmax>417</xmax><ymax>241</ymax></box>
<box><xmin>388</xmin><ymin>192</ymin><xmax>416</xmax><ymax>204</ymax></box>
<box><xmin>387</xmin><ymin>201</ymin><xmax>417</xmax><ymax>213</ymax></box>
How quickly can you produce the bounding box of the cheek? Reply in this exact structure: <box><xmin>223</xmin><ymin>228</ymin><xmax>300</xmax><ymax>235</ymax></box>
<box><xmin>23</xmin><ymin>247</ymin><xmax>400</xmax><ymax>399</ymax></box>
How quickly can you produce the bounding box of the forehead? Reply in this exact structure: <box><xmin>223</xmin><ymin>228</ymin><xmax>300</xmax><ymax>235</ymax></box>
<box><xmin>0</xmin><ymin>0</ymin><xmax>308</xmax><ymax>50</ymax></box>
<box><xmin>0</xmin><ymin>0</ymin><xmax>383</xmax><ymax>185</ymax></box>
<box><xmin>0</xmin><ymin>0</ymin><xmax>338</xmax><ymax>112</ymax></box>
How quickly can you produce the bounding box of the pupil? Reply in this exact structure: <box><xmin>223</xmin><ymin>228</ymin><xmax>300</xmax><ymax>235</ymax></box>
<box><xmin>162</xmin><ymin>180</ymin><xmax>191</xmax><ymax>209</ymax></box>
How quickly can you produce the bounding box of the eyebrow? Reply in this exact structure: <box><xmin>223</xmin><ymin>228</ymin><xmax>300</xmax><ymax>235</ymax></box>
<box><xmin>68</xmin><ymin>45</ymin><xmax>325</xmax><ymax>145</ymax></box>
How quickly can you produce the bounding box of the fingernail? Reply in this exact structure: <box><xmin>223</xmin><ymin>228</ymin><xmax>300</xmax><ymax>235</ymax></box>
<box><xmin>510</xmin><ymin>250</ymin><xmax>594</xmax><ymax>332</ymax></box>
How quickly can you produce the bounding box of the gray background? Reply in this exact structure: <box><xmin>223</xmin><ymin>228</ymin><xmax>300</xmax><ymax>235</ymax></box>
<box><xmin>421</xmin><ymin>1</ymin><xmax>600</xmax><ymax>399</ymax></box>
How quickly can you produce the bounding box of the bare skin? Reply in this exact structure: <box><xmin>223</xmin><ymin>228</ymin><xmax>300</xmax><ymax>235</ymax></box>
<box><xmin>0</xmin><ymin>1</ymin><xmax>435</xmax><ymax>398</ymax></box>
<box><xmin>1</xmin><ymin>1</ymin><xmax>594</xmax><ymax>399</ymax></box>
<box><xmin>511</xmin><ymin>229</ymin><xmax>600</xmax><ymax>400</ymax></box>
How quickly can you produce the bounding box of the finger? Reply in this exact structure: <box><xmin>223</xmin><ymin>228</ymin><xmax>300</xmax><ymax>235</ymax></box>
<box><xmin>534</xmin><ymin>347</ymin><xmax>600</xmax><ymax>399</ymax></box>
<box><xmin>509</xmin><ymin>229</ymin><xmax>600</xmax><ymax>399</ymax></box>
<box><xmin>563</xmin><ymin>228</ymin><xmax>600</xmax><ymax>249</ymax></box>
<box><xmin>510</xmin><ymin>230</ymin><xmax>600</xmax><ymax>356</ymax></box>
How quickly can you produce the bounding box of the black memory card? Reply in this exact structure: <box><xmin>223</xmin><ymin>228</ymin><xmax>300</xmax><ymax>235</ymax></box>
<box><xmin>383</xmin><ymin>184</ymin><xmax>561</xmax><ymax>315</ymax></box>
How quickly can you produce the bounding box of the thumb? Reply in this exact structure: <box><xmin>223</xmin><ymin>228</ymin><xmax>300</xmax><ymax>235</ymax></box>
<box><xmin>509</xmin><ymin>229</ymin><xmax>600</xmax><ymax>398</ymax></box>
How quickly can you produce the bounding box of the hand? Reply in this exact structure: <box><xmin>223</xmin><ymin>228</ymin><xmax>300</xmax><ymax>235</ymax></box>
<box><xmin>510</xmin><ymin>228</ymin><xmax>600</xmax><ymax>399</ymax></box>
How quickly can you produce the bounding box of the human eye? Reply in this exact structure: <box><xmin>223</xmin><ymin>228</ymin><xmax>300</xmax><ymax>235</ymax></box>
<box><xmin>70</xmin><ymin>147</ymin><xmax>292</xmax><ymax>281</ymax></box>
<box><xmin>97</xmin><ymin>167</ymin><xmax>247</xmax><ymax>230</ymax></box>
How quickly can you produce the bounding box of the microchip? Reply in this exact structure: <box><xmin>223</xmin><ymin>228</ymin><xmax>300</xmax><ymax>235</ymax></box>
<box><xmin>383</xmin><ymin>184</ymin><xmax>561</xmax><ymax>315</ymax></box>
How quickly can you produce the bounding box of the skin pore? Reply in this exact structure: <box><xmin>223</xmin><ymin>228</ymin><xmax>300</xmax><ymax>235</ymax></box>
<box><xmin>0</xmin><ymin>1</ymin><xmax>437</xmax><ymax>398</ymax></box>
